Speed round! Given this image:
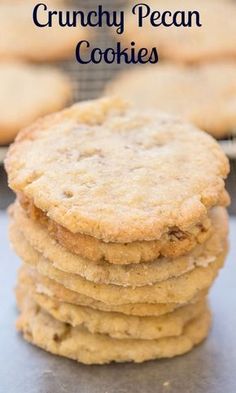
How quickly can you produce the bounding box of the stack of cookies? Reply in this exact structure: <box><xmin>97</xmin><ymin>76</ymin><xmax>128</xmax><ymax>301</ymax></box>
<box><xmin>5</xmin><ymin>97</ymin><xmax>230</xmax><ymax>364</ymax></box>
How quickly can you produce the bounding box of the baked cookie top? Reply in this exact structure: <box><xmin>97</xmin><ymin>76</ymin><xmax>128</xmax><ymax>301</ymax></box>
<box><xmin>0</xmin><ymin>1</ymin><xmax>88</xmax><ymax>62</ymax></box>
<box><xmin>122</xmin><ymin>0</ymin><xmax>236</xmax><ymax>64</ymax></box>
<box><xmin>107</xmin><ymin>62</ymin><xmax>236</xmax><ymax>139</ymax></box>
<box><xmin>5</xmin><ymin>97</ymin><xmax>229</xmax><ymax>242</ymax></box>
<box><xmin>0</xmin><ymin>62</ymin><xmax>72</xmax><ymax>145</ymax></box>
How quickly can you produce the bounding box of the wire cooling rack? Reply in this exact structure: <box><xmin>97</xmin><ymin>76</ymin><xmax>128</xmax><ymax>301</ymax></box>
<box><xmin>61</xmin><ymin>0</ymin><xmax>128</xmax><ymax>102</ymax></box>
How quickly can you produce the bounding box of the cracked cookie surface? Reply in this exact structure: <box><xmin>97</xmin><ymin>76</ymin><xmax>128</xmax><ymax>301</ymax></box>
<box><xmin>5</xmin><ymin>97</ymin><xmax>229</xmax><ymax>243</ymax></box>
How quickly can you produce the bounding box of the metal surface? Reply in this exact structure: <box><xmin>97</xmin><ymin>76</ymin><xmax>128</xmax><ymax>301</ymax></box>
<box><xmin>0</xmin><ymin>212</ymin><xmax>236</xmax><ymax>393</ymax></box>
<box><xmin>0</xmin><ymin>147</ymin><xmax>7</xmax><ymax>164</ymax></box>
<box><xmin>226</xmin><ymin>160</ymin><xmax>236</xmax><ymax>216</ymax></box>
<box><xmin>220</xmin><ymin>139</ymin><xmax>236</xmax><ymax>160</ymax></box>
<box><xmin>0</xmin><ymin>166</ymin><xmax>14</xmax><ymax>210</ymax></box>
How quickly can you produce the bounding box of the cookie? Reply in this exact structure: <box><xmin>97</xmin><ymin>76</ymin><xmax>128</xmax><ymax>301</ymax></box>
<box><xmin>18</xmin><ymin>194</ymin><xmax>215</xmax><ymax>264</ymax></box>
<box><xmin>10</xmin><ymin>226</ymin><xmax>227</xmax><ymax>305</ymax></box>
<box><xmin>18</xmin><ymin>266</ymin><xmax>208</xmax><ymax>317</ymax></box>
<box><xmin>12</xmin><ymin>203</ymin><xmax>228</xmax><ymax>287</ymax></box>
<box><xmin>16</xmin><ymin>296</ymin><xmax>212</xmax><ymax>364</ymax></box>
<box><xmin>5</xmin><ymin>97</ymin><xmax>229</xmax><ymax>243</ymax></box>
<box><xmin>0</xmin><ymin>62</ymin><xmax>72</xmax><ymax>145</ymax></box>
<box><xmin>107</xmin><ymin>62</ymin><xmax>236</xmax><ymax>139</ymax></box>
<box><xmin>0</xmin><ymin>2</ymin><xmax>88</xmax><ymax>62</ymax></box>
<box><xmin>123</xmin><ymin>0</ymin><xmax>236</xmax><ymax>64</ymax></box>
<box><xmin>16</xmin><ymin>278</ymin><xmax>207</xmax><ymax>340</ymax></box>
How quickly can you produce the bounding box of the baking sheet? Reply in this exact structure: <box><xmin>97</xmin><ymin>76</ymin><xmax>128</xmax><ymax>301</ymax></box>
<box><xmin>0</xmin><ymin>212</ymin><xmax>236</xmax><ymax>393</ymax></box>
<box><xmin>0</xmin><ymin>147</ymin><xmax>7</xmax><ymax>164</ymax></box>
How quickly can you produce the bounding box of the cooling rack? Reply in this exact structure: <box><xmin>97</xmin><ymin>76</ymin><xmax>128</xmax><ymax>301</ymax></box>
<box><xmin>61</xmin><ymin>0</ymin><xmax>128</xmax><ymax>102</ymax></box>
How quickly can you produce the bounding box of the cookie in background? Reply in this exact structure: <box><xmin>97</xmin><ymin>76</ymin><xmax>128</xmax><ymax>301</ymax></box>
<box><xmin>0</xmin><ymin>62</ymin><xmax>72</xmax><ymax>145</ymax></box>
<box><xmin>121</xmin><ymin>0</ymin><xmax>236</xmax><ymax>64</ymax></box>
<box><xmin>107</xmin><ymin>62</ymin><xmax>236</xmax><ymax>140</ymax></box>
<box><xmin>0</xmin><ymin>0</ymin><xmax>89</xmax><ymax>62</ymax></box>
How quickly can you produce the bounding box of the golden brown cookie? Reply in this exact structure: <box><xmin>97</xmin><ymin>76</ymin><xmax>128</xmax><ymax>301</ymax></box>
<box><xmin>0</xmin><ymin>1</ymin><xmax>88</xmax><ymax>62</ymax></box>
<box><xmin>16</xmin><ymin>295</ymin><xmax>211</xmax><ymax>364</ymax></box>
<box><xmin>0</xmin><ymin>62</ymin><xmax>72</xmax><ymax>145</ymax></box>
<box><xmin>5</xmin><ymin>97</ymin><xmax>229</xmax><ymax>243</ymax></box>
<box><xmin>16</xmin><ymin>278</ymin><xmax>207</xmax><ymax>340</ymax></box>
<box><xmin>107</xmin><ymin>62</ymin><xmax>236</xmax><ymax>139</ymax></box>
<box><xmin>10</xmin><ymin>225</ymin><xmax>227</xmax><ymax>306</ymax></box>
<box><xmin>18</xmin><ymin>194</ymin><xmax>216</xmax><ymax>264</ymax></box>
<box><xmin>122</xmin><ymin>0</ymin><xmax>236</xmax><ymax>64</ymax></box>
<box><xmin>11</xmin><ymin>203</ymin><xmax>228</xmax><ymax>287</ymax></box>
<box><xmin>18</xmin><ymin>266</ymin><xmax>208</xmax><ymax>317</ymax></box>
